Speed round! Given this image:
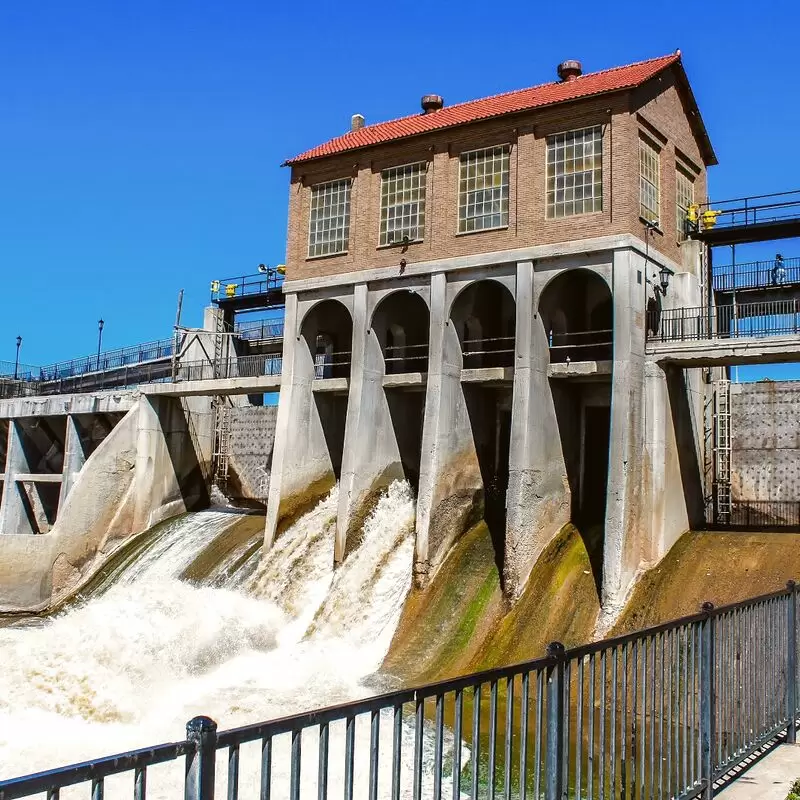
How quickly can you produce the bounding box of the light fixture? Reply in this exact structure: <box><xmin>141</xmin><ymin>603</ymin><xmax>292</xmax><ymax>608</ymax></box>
<box><xmin>656</xmin><ymin>266</ymin><xmax>674</xmax><ymax>297</ymax></box>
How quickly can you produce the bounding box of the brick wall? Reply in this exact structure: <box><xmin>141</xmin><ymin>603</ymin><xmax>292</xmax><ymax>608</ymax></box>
<box><xmin>285</xmin><ymin>67</ymin><xmax>710</xmax><ymax>282</ymax></box>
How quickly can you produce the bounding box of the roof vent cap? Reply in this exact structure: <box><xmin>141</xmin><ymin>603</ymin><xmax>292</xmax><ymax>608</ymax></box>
<box><xmin>557</xmin><ymin>60</ymin><xmax>583</xmax><ymax>82</ymax></box>
<box><xmin>421</xmin><ymin>94</ymin><xmax>444</xmax><ymax>114</ymax></box>
<box><xmin>351</xmin><ymin>114</ymin><xmax>365</xmax><ymax>132</ymax></box>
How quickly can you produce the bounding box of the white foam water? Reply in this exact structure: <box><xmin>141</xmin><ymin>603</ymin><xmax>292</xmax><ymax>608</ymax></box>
<box><xmin>0</xmin><ymin>481</ymin><xmax>454</xmax><ymax>799</ymax></box>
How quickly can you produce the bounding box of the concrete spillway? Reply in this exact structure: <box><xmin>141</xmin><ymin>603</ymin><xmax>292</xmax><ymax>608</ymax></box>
<box><xmin>0</xmin><ymin>482</ymin><xmax>420</xmax><ymax>792</ymax></box>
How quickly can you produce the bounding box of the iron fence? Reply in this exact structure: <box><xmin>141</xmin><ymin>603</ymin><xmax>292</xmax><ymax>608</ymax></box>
<box><xmin>692</xmin><ymin>189</ymin><xmax>800</xmax><ymax>232</ymax></box>
<box><xmin>176</xmin><ymin>356</ymin><xmax>283</xmax><ymax>382</ymax></box>
<box><xmin>3</xmin><ymin>585</ymin><xmax>798</xmax><ymax>800</ymax></box>
<box><xmin>313</xmin><ymin>351</ymin><xmax>351</xmax><ymax>379</ymax></box>
<box><xmin>462</xmin><ymin>336</ymin><xmax>516</xmax><ymax>369</ymax></box>
<box><xmin>548</xmin><ymin>330</ymin><xmax>613</xmax><ymax>363</ymax></box>
<box><xmin>234</xmin><ymin>319</ymin><xmax>285</xmax><ymax>342</ymax></box>
<box><xmin>384</xmin><ymin>342</ymin><xmax>429</xmax><ymax>375</ymax></box>
<box><xmin>712</xmin><ymin>500</ymin><xmax>800</xmax><ymax>529</ymax></box>
<box><xmin>212</xmin><ymin>272</ymin><xmax>285</xmax><ymax>302</ymax></box>
<box><xmin>713</xmin><ymin>257</ymin><xmax>800</xmax><ymax>292</ymax></box>
<box><xmin>649</xmin><ymin>300</ymin><xmax>800</xmax><ymax>342</ymax></box>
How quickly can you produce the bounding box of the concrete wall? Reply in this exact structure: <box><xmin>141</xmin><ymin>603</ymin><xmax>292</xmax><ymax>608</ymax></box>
<box><xmin>0</xmin><ymin>394</ymin><xmax>212</xmax><ymax>612</ymax></box>
<box><xmin>268</xmin><ymin>231</ymin><xmax>706</xmax><ymax>618</ymax></box>
<box><xmin>731</xmin><ymin>381</ymin><xmax>800</xmax><ymax>502</ymax></box>
<box><xmin>227</xmin><ymin>405</ymin><xmax>278</xmax><ymax>501</ymax></box>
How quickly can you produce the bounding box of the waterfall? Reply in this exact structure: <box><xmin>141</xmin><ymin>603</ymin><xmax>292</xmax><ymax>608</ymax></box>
<box><xmin>0</xmin><ymin>481</ymin><xmax>426</xmax><ymax>794</ymax></box>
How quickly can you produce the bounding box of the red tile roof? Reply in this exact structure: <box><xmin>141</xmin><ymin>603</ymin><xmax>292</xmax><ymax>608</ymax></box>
<box><xmin>286</xmin><ymin>53</ymin><xmax>696</xmax><ymax>166</ymax></box>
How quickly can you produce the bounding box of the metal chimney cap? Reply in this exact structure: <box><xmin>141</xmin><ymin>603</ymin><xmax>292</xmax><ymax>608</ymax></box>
<box><xmin>351</xmin><ymin>114</ymin><xmax>365</xmax><ymax>132</ymax></box>
<box><xmin>421</xmin><ymin>94</ymin><xmax>444</xmax><ymax>114</ymax></box>
<box><xmin>557</xmin><ymin>60</ymin><xmax>583</xmax><ymax>82</ymax></box>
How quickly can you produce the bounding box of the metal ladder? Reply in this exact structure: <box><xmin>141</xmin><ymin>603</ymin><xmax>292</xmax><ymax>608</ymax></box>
<box><xmin>212</xmin><ymin>309</ymin><xmax>227</xmax><ymax>379</ymax></box>
<box><xmin>713</xmin><ymin>379</ymin><xmax>732</xmax><ymax>523</ymax></box>
<box><xmin>213</xmin><ymin>401</ymin><xmax>231</xmax><ymax>494</ymax></box>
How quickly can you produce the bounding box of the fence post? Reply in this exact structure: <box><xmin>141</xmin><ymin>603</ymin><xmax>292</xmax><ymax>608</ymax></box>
<box><xmin>700</xmin><ymin>602</ymin><xmax>716</xmax><ymax>800</ymax></box>
<box><xmin>185</xmin><ymin>716</ymin><xmax>217</xmax><ymax>800</ymax></box>
<box><xmin>545</xmin><ymin>641</ymin><xmax>565</xmax><ymax>800</ymax></box>
<box><xmin>788</xmin><ymin>581</ymin><xmax>797</xmax><ymax>743</ymax></box>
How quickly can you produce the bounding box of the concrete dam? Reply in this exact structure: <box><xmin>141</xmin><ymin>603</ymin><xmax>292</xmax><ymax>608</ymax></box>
<box><xmin>5</xmin><ymin>50</ymin><xmax>800</xmax><ymax>793</ymax></box>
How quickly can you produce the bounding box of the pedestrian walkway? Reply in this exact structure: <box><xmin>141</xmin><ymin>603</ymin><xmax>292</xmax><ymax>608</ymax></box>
<box><xmin>717</xmin><ymin>744</ymin><xmax>800</xmax><ymax>799</ymax></box>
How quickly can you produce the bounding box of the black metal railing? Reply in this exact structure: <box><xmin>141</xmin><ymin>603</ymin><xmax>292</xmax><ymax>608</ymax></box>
<box><xmin>462</xmin><ymin>335</ymin><xmax>515</xmax><ymax>369</ymax></box>
<box><xmin>2</xmin><ymin>584</ymin><xmax>799</xmax><ymax>800</ymax></box>
<box><xmin>384</xmin><ymin>342</ymin><xmax>429</xmax><ymax>375</ymax></box>
<box><xmin>313</xmin><ymin>351</ymin><xmax>351</xmax><ymax>379</ymax></box>
<box><xmin>176</xmin><ymin>355</ymin><xmax>283</xmax><ymax>382</ymax></box>
<box><xmin>212</xmin><ymin>271</ymin><xmax>285</xmax><ymax>302</ymax></box>
<box><xmin>233</xmin><ymin>318</ymin><xmax>285</xmax><ymax>342</ymax></box>
<box><xmin>713</xmin><ymin>500</ymin><xmax>800</xmax><ymax>529</ymax></box>
<box><xmin>649</xmin><ymin>301</ymin><xmax>800</xmax><ymax>342</ymax></box>
<box><xmin>692</xmin><ymin>189</ymin><xmax>800</xmax><ymax>233</ymax></box>
<box><xmin>713</xmin><ymin>257</ymin><xmax>800</xmax><ymax>292</ymax></box>
<box><xmin>548</xmin><ymin>329</ymin><xmax>613</xmax><ymax>363</ymax></box>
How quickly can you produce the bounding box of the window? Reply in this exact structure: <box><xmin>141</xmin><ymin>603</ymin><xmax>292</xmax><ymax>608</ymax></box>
<box><xmin>546</xmin><ymin>126</ymin><xmax>603</xmax><ymax>218</ymax></box>
<box><xmin>639</xmin><ymin>136</ymin><xmax>660</xmax><ymax>224</ymax></box>
<box><xmin>308</xmin><ymin>179</ymin><xmax>351</xmax><ymax>258</ymax></box>
<box><xmin>676</xmin><ymin>166</ymin><xmax>694</xmax><ymax>240</ymax></box>
<box><xmin>379</xmin><ymin>162</ymin><xmax>427</xmax><ymax>245</ymax></box>
<box><xmin>458</xmin><ymin>145</ymin><xmax>510</xmax><ymax>233</ymax></box>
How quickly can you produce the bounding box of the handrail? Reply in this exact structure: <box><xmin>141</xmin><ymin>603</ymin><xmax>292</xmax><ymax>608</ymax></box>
<box><xmin>2</xmin><ymin>583</ymin><xmax>799</xmax><ymax>800</ymax></box>
<box><xmin>649</xmin><ymin>300</ymin><xmax>800</xmax><ymax>342</ymax></box>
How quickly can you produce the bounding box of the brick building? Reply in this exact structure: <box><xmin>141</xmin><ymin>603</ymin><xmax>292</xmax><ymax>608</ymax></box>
<box><xmin>266</xmin><ymin>53</ymin><xmax>716</xmax><ymax>613</ymax></box>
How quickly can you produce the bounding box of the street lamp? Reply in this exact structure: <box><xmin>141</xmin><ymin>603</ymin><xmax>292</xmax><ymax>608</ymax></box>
<box><xmin>657</xmin><ymin>265</ymin><xmax>674</xmax><ymax>296</ymax></box>
<box><xmin>97</xmin><ymin>319</ymin><xmax>104</xmax><ymax>370</ymax></box>
<box><xmin>13</xmin><ymin>335</ymin><xmax>21</xmax><ymax>380</ymax></box>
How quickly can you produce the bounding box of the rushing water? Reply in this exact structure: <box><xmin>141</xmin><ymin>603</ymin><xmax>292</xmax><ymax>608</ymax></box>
<box><xmin>0</xmin><ymin>482</ymin><xmax>428</xmax><ymax>794</ymax></box>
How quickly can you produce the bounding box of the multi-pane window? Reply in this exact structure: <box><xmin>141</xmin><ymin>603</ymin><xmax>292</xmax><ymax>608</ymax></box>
<box><xmin>308</xmin><ymin>179</ymin><xmax>351</xmax><ymax>258</ymax></box>
<box><xmin>676</xmin><ymin>166</ymin><xmax>695</xmax><ymax>240</ymax></box>
<box><xmin>639</xmin><ymin>136</ymin><xmax>661</xmax><ymax>224</ymax></box>
<box><xmin>546</xmin><ymin>126</ymin><xmax>603</xmax><ymax>218</ymax></box>
<box><xmin>379</xmin><ymin>163</ymin><xmax>427</xmax><ymax>245</ymax></box>
<box><xmin>458</xmin><ymin>145</ymin><xmax>510</xmax><ymax>233</ymax></box>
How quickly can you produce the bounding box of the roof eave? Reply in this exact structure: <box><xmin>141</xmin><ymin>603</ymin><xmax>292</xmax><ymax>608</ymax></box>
<box><xmin>671</xmin><ymin>59</ymin><xmax>718</xmax><ymax>167</ymax></box>
<box><xmin>283</xmin><ymin>83</ymin><xmax>644</xmax><ymax>168</ymax></box>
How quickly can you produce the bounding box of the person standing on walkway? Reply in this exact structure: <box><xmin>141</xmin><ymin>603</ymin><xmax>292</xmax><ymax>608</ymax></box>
<box><xmin>773</xmin><ymin>253</ymin><xmax>787</xmax><ymax>286</ymax></box>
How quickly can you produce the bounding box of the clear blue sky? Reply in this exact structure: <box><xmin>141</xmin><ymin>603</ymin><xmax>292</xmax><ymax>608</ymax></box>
<box><xmin>1</xmin><ymin>0</ymin><xmax>798</xmax><ymax>375</ymax></box>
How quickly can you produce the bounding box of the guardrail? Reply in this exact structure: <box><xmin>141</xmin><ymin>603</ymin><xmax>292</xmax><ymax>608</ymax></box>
<box><xmin>648</xmin><ymin>300</ymin><xmax>800</xmax><ymax>342</ymax></box>
<box><xmin>176</xmin><ymin>355</ymin><xmax>283</xmax><ymax>382</ymax></box>
<box><xmin>462</xmin><ymin>335</ymin><xmax>516</xmax><ymax>369</ymax></box>
<box><xmin>713</xmin><ymin>500</ymin><xmax>800</xmax><ymax>529</ymax></box>
<box><xmin>693</xmin><ymin>189</ymin><xmax>800</xmax><ymax>232</ymax></box>
<box><xmin>548</xmin><ymin>330</ymin><xmax>613</xmax><ymax>363</ymax></box>
<box><xmin>233</xmin><ymin>318</ymin><xmax>285</xmax><ymax>341</ymax></box>
<box><xmin>714</xmin><ymin>257</ymin><xmax>800</xmax><ymax>292</ymax></box>
<box><xmin>2</xmin><ymin>584</ymin><xmax>798</xmax><ymax>800</ymax></box>
<box><xmin>212</xmin><ymin>272</ymin><xmax>284</xmax><ymax>302</ymax></box>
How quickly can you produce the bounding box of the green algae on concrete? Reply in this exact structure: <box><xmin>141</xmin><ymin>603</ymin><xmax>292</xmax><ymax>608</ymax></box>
<box><xmin>471</xmin><ymin>523</ymin><xmax>600</xmax><ymax>670</ymax></box>
<box><xmin>383</xmin><ymin>522</ymin><xmax>601</xmax><ymax>684</ymax></box>
<box><xmin>382</xmin><ymin>521</ymin><xmax>503</xmax><ymax>683</ymax></box>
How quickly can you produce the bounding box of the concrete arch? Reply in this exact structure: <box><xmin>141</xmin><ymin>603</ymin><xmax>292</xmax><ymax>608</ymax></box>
<box><xmin>297</xmin><ymin>296</ymin><xmax>352</xmax><ymax>337</ymax></box>
<box><xmin>446</xmin><ymin>276</ymin><xmax>514</xmax><ymax>320</ymax></box>
<box><xmin>538</xmin><ymin>268</ymin><xmax>613</xmax><ymax>364</ymax></box>
<box><xmin>536</xmin><ymin>264</ymin><xmax>611</xmax><ymax>300</ymax></box>
<box><xmin>370</xmin><ymin>289</ymin><xmax>431</xmax><ymax>375</ymax></box>
<box><xmin>450</xmin><ymin>279</ymin><xmax>516</xmax><ymax>369</ymax></box>
<box><xmin>300</xmin><ymin>298</ymin><xmax>354</xmax><ymax>379</ymax></box>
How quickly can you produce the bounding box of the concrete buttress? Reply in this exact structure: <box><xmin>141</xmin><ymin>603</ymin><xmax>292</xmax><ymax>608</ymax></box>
<box><xmin>414</xmin><ymin>272</ymin><xmax>482</xmax><ymax>584</ymax></box>
<box><xmin>505</xmin><ymin>260</ymin><xmax>570</xmax><ymax>598</ymax></box>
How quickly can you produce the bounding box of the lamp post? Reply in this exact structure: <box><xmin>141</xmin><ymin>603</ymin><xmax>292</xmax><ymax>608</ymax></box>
<box><xmin>13</xmin><ymin>335</ymin><xmax>21</xmax><ymax>380</ymax></box>
<box><xmin>97</xmin><ymin>319</ymin><xmax>104</xmax><ymax>370</ymax></box>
